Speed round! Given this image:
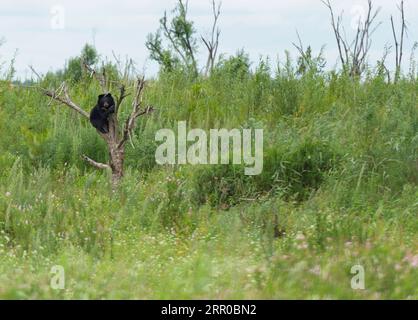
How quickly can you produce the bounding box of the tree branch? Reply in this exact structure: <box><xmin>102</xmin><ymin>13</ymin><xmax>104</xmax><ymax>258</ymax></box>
<box><xmin>391</xmin><ymin>0</ymin><xmax>406</xmax><ymax>81</ymax></box>
<box><xmin>118</xmin><ymin>77</ymin><xmax>154</xmax><ymax>148</ymax></box>
<box><xmin>322</xmin><ymin>0</ymin><xmax>380</xmax><ymax>77</ymax></box>
<box><xmin>41</xmin><ymin>83</ymin><xmax>90</xmax><ymax>119</ymax></box>
<box><xmin>82</xmin><ymin>155</ymin><xmax>110</xmax><ymax>170</ymax></box>
<box><xmin>116</xmin><ymin>84</ymin><xmax>130</xmax><ymax>114</ymax></box>
<box><xmin>202</xmin><ymin>0</ymin><xmax>221</xmax><ymax>76</ymax></box>
<box><xmin>161</xmin><ymin>11</ymin><xmax>188</xmax><ymax>65</ymax></box>
<box><xmin>83</xmin><ymin>61</ymin><xmax>108</xmax><ymax>93</ymax></box>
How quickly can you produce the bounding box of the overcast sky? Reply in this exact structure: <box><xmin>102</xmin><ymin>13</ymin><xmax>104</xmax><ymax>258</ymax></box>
<box><xmin>0</xmin><ymin>0</ymin><xmax>417</xmax><ymax>79</ymax></box>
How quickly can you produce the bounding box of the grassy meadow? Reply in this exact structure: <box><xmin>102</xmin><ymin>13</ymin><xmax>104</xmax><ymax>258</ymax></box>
<box><xmin>0</xmin><ymin>40</ymin><xmax>417</xmax><ymax>298</ymax></box>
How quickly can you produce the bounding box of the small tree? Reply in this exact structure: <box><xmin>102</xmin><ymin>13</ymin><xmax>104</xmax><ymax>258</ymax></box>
<box><xmin>146</xmin><ymin>0</ymin><xmax>198</xmax><ymax>76</ymax></box>
<box><xmin>146</xmin><ymin>31</ymin><xmax>180</xmax><ymax>72</ymax></box>
<box><xmin>146</xmin><ymin>0</ymin><xmax>222</xmax><ymax>77</ymax></box>
<box><xmin>37</xmin><ymin>62</ymin><xmax>154</xmax><ymax>189</ymax></box>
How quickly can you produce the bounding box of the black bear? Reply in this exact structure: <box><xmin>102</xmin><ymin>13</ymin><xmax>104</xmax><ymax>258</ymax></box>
<box><xmin>89</xmin><ymin>93</ymin><xmax>116</xmax><ymax>134</ymax></box>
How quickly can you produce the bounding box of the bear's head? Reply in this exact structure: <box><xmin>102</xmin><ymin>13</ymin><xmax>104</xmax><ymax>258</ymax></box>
<box><xmin>98</xmin><ymin>93</ymin><xmax>115</xmax><ymax>111</ymax></box>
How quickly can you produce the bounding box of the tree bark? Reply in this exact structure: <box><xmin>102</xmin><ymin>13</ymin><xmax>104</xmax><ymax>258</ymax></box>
<box><xmin>106</xmin><ymin>115</ymin><xmax>125</xmax><ymax>188</ymax></box>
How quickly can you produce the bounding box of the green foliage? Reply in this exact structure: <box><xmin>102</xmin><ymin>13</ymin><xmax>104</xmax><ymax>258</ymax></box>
<box><xmin>214</xmin><ymin>50</ymin><xmax>251</xmax><ymax>81</ymax></box>
<box><xmin>189</xmin><ymin>137</ymin><xmax>339</xmax><ymax>208</ymax></box>
<box><xmin>64</xmin><ymin>44</ymin><xmax>98</xmax><ymax>82</ymax></box>
<box><xmin>42</xmin><ymin>43</ymin><xmax>119</xmax><ymax>87</ymax></box>
<box><xmin>146</xmin><ymin>0</ymin><xmax>198</xmax><ymax>76</ymax></box>
<box><xmin>296</xmin><ymin>46</ymin><xmax>326</xmax><ymax>76</ymax></box>
<box><xmin>279</xmin><ymin>139</ymin><xmax>339</xmax><ymax>200</ymax></box>
<box><xmin>146</xmin><ymin>31</ymin><xmax>180</xmax><ymax>72</ymax></box>
<box><xmin>0</xmin><ymin>44</ymin><xmax>417</xmax><ymax>299</ymax></box>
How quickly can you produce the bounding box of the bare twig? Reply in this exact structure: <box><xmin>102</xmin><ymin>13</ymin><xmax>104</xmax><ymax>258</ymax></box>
<box><xmin>292</xmin><ymin>30</ymin><xmax>310</xmax><ymax>65</ymax></box>
<box><xmin>115</xmin><ymin>84</ymin><xmax>131</xmax><ymax>114</ymax></box>
<box><xmin>83</xmin><ymin>61</ymin><xmax>108</xmax><ymax>93</ymax></box>
<box><xmin>322</xmin><ymin>0</ymin><xmax>381</xmax><ymax>77</ymax></box>
<box><xmin>292</xmin><ymin>30</ymin><xmax>304</xmax><ymax>55</ymax></box>
<box><xmin>322</xmin><ymin>0</ymin><xmax>347</xmax><ymax>67</ymax></box>
<box><xmin>29</xmin><ymin>65</ymin><xmax>42</xmax><ymax>82</ymax></box>
<box><xmin>202</xmin><ymin>0</ymin><xmax>221</xmax><ymax>76</ymax></box>
<box><xmin>380</xmin><ymin>45</ymin><xmax>392</xmax><ymax>82</ymax></box>
<box><xmin>118</xmin><ymin>77</ymin><xmax>154</xmax><ymax>148</ymax></box>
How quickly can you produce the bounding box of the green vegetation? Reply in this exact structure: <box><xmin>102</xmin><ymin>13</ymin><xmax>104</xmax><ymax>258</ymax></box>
<box><xmin>0</xmin><ymin>1</ymin><xmax>417</xmax><ymax>299</ymax></box>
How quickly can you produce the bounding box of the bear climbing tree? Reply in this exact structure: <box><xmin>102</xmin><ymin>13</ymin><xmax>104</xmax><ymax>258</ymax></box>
<box><xmin>90</xmin><ymin>93</ymin><xmax>116</xmax><ymax>134</ymax></box>
<box><xmin>38</xmin><ymin>63</ymin><xmax>154</xmax><ymax>189</ymax></box>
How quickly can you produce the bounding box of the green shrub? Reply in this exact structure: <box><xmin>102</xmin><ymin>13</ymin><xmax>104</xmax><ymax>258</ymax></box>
<box><xmin>189</xmin><ymin>138</ymin><xmax>340</xmax><ymax>208</ymax></box>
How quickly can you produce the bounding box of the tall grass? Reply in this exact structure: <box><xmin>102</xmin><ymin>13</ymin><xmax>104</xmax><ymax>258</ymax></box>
<box><xmin>0</xmin><ymin>53</ymin><xmax>417</xmax><ymax>299</ymax></box>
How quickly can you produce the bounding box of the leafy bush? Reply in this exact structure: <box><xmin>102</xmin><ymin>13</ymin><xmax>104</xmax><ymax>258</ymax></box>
<box><xmin>189</xmin><ymin>138</ymin><xmax>340</xmax><ymax>208</ymax></box>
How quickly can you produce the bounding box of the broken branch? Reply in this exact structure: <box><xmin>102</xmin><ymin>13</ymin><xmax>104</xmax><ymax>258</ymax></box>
<box><xmin>82</xmin><ymin>155</ymin><xmax>110</xmax><ymax>170</ymax></box>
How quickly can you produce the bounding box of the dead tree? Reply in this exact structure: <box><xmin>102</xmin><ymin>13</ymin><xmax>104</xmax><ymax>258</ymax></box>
<box><xmin>202</xmin><ymin>0</ymin><xmax>221</xmax><ymax>76</ymax></box>
<box><xmin>39</xmin><ymin>66</ymin><xmax>154</xmax><ymax>189</ymax></box>
<box><xmin>322</xmin><ymin>0</ymin><xmax>381</xmax><ymax>77</ymax></box>
<box><xmin>391</xmin><ymin>0</ymin><xmax>407</xmax><ymax>82</ymax></box>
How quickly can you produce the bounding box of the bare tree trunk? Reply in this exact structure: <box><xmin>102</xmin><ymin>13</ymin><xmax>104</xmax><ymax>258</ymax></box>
<box><xmin>109</xmin><ymin>146</ymin><xmax>124</xmax><ymax>188</ymax></box>
<box><xmin>106</xmin><ymin>115</ymin><xmax>125</xmax><ymax>188</ymax></box>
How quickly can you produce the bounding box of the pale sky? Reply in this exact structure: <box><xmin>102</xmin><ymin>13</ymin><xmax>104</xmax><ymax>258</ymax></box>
<box><xmin>0</xmin><ymin>0</ymin><xmax>417</xmax><ymax>79</ymax></box>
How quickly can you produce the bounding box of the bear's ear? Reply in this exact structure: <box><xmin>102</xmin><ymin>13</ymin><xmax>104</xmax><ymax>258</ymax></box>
<box><xmin>98</xmin><ymin>94</ymin><xmax>105</xmax><ymax>99</ymax></box>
